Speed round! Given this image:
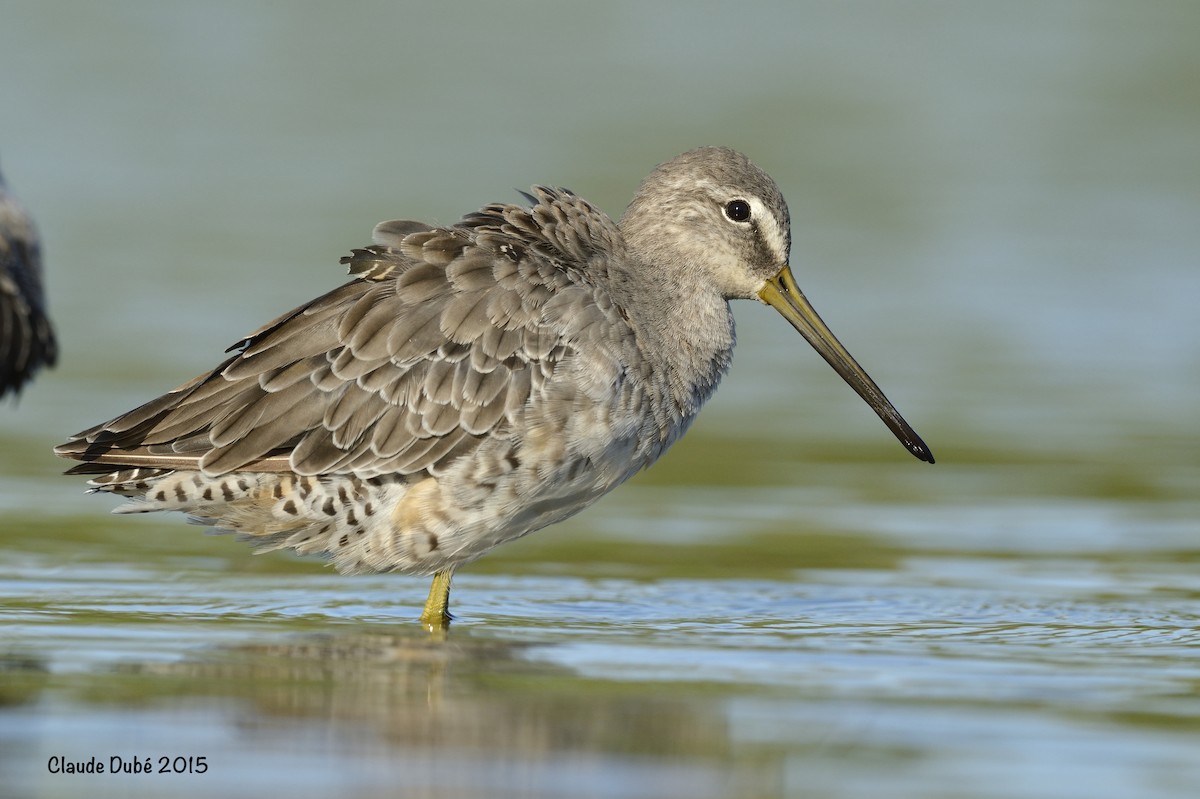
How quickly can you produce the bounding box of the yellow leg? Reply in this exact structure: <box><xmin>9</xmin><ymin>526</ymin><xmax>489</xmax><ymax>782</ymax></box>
<box><xmin>419</xmin><ymin>570</ymin><xmax>454</xmax><ymax>631</ymax></box>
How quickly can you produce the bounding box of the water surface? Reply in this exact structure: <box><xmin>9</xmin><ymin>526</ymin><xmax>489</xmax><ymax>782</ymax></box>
<box><xmin>1</xmin><ymin>2</ymin><xmax>1197</xmax><ymax>798</ymax></box>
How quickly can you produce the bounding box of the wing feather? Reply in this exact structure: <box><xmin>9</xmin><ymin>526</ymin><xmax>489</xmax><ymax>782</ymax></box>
<box><xmin>385</xmin><ymin>301</ymin><xmax>447</xmax><ymax>362</ymax></box>
<box><xmin>56</xmin><ymin>188</ymin><xmax>637</xmax><ymax>483</ymax></box>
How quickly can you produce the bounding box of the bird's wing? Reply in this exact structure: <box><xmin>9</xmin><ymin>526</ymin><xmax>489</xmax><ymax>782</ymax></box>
<box><xmin>56</xmin><ymin>189</ymin><xmax>634</xmax><ymax>479</ymax></box>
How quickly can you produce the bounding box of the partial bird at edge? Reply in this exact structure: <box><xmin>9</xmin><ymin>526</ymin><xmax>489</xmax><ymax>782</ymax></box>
<box><xmin>0</xmin><ymin>166</ymin><xmax>57</xmax><ymax>399</ymax></box>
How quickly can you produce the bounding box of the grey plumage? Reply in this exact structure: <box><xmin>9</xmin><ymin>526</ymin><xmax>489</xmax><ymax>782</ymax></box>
<box><xmin>56</xmin><ymin>147</ymin><xmax>932</xmax><ymax>625</ymax></box>
<box><xmin>1</xmin><ymin>166</ymin><xmax>57</xmax><ymax>398</ymax></box>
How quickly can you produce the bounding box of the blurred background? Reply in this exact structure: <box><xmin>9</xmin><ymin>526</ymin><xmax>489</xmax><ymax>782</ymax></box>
<box><xmin>1</xmin><ymin>2</ymin><xmax>1197</xmax><ymax>798</ymax></box>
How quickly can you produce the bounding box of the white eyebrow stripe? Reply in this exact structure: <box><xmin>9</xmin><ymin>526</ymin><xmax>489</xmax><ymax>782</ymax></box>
<box><xmin>747</xmin><ymin>196</ymin><xmax>788</xmax><ymax>264</ymax></box>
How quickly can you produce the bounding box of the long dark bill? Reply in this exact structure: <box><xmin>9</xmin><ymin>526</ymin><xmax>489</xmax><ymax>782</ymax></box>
<box><xmin>758</xmin><ymin>265</ymin><xmax>935</xmax><ymax>463</ymax></box>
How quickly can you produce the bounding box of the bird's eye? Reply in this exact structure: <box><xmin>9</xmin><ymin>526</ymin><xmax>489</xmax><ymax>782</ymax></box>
<box><xmin>724</xmin><ymin>199</ymin><xmax>751</xmax><ymax>222</ymax></box>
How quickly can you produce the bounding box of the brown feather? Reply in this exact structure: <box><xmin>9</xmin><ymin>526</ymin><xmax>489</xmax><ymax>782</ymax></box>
<box><xmin>57</xmin><ymin>186</ymin><xmax>634</xmax><ymax>486</ymax></box>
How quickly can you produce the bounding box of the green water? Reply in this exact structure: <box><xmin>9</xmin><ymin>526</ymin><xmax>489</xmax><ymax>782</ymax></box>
<box><xmin>1</xmin><ymin>2</ymin><xmax>1197</xmax><ymax>798</ymax></box>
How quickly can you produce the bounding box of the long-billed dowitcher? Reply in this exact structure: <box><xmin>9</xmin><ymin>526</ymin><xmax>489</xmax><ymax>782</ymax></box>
<box><xmin>1</xmin><ymin>165</ymin><xmax>57</xmax><ymax>398</ymax></box>
<box><xmin>56</xmin><ymin>147</ymin><xmax>933</xmax><ymax>628</ymax></box>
